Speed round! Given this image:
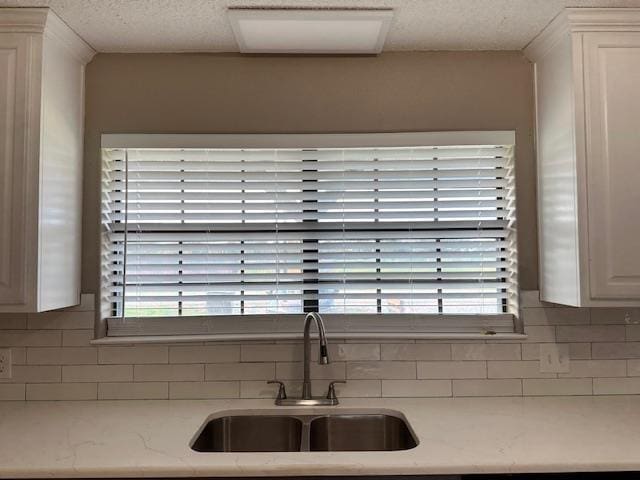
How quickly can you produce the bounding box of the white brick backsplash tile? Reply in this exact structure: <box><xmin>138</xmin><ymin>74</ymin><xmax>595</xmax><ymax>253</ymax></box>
<box><xmin>452</xmin><ymin>344</ymin><xmax>521</xmax><ymax>361</ymax></box>
<box><xmin>559</xmin><ymin>360</ymin><xmax>626</xmax><ymax>378</ymax></box>
<box><xmin>0</xmin><ymin>365</ymin><xmax>61</xmax><ymax>383</ymax></box>
<box><xmin>26</xmin><ymin>383</ymin><xmax>97</xmax><ymax>400</ymax></box>
<box><xmin>0</xmin><ymin>330</ymin><xmax>61</xmax><ymax>347</ymax></box>
<box><xmin>452</xmin><ymin>379</ymin><xmax>522</xmax><ymax>397</ymax></box>
<box><xmin>594</xmin><ymin>377</ymin><xmax>640</xmax><ymax>395</ymax></box>
<box><xmin>169</xmin><ymin>345</ymin><xmax>240</xmax><ymax>363</ymax></box>
<box><xmin>240</xmin><ymin>380</ymin><xmax>278</xmax><ymax>398</ymax></box>
<box><xmin>98</xmin><ymin>382</ymin><xmax>168</xmax><ymax>400</ymax></box>
<box><xmin>134</xmin><ymin>364</ymin><xmax>204</xmax><ymax>382</ymax></box>
<box><xmin>62</xmin><ymin>365</ymin><xmax>133</xmax><ymax>382</ymax></box>
<box><xmin>0</xmin><ymin>314</ymin><xmax>27</xmax><ymax>329</ymax></box>
<box><xmin>591</xmin><ymin>308</ymin><xmax>640</xmax><ymax>325</ymax></box>
<box><xmin>329</xmin><ymin>379</ymin><xmax>381</xmax><ymax>398</ymax></box>
<box><xmin>98</xmin><ymin>346</ymin><xmax>168</xmax><ymax>364</ymax></box>
<box><xmin>346</xmin><ymin>361</ymin><xmax>416</xmax><ymax>380</ymax></box>
<box><xmin>8</xmin><ymin>347</ymin><xmax>26</xmax><ymax>365</ymax></box>
<box><xmin>626</xmin><ymin>325</ymin><xmax>640</xmax><ymax>341</ymax></box>
<box><xmin>2</xmin><ymin>290</ymin><xmax>640</xmax><ymax>401</ymax></box>
<box><xmin>27</xmin><ymin>347</ymin><xmax>97</xmax><ymax>365</ymax></box>
<box><xmin>522</xmin><ymin>326</ymin><xmax>556</xmax><ymax>342</ymax></box>
<box><xmin>381</xmin><ymin>344</ymin><xmax>451</xmax><ymax>361</ymax></box>
<box><xmin>523</xmin><ymin>378</ymin><xmax>592</xmax><ymax>396</ymax></box>
<box><xmin>487</xmin><ymin>361</ymin><xmax>555</xmax><ymax>379</ymax></box>
<box><xmin>592</xmin><ymin>342</ymin><xmax>640</xmax><ymax>359</ymax></box>
<box><xmin>241</xmin><ymin>344</ymin><xmax>301</xmax><ymax>362</ymax></box>
<box><xmin>27</xmin><ymin>311</ymin><xmax>93</xmax><ymax>330</ymax></box>
<box><xmin>382</xmin><ymin>379</ymin><xmax>452</xmax><ymax>397</ymax></box>
<box><xmin>626</xmin><ymin>359</ymin><xmax>640</xmax><ymax>376</ymax></box>
<box><xmin>169</xmin><ymin>381</ymin><xmax>238</xmax><ymax>399</ymax></box>
<box><xmin>206</xmin><ymin>362</ymin><xmax>274</xmax><ymax>381</ymax></box>
<box><xmin>556</xmin><ymin>325</ymin><xmax>625</xmax><ymax>343</ymax></box>
<box><xmin>321</xmin><ymin>344</ymin><xmax>380</xmax><ymax>361</ymax></box>
<box><xmin>0</xmin><ymin>384</ymin><xmax>25</xmax><ymax>400</ymax></box>
<box><xmin>523</xmin><ymin>308</ymin><xmax>589</xmax><ymax>326</ymax></box>
<box><xmin>417</xmin><ymin>361</ymin><xmax>486</xmax><ymax>379</ymax></box>
<box><xmin>62</xmin><ymin>330</ymin><xmax>94</xmax><ymax>347</ymax></box>
<box><xmin>522</xmin><ymin>343</ymin><xmax>591</xmax><ymax>361</ymax></box>
<box><xmin>276</xmin><ymin>361</ymin><xmax>345</xmax><ymax>380</ymax></box>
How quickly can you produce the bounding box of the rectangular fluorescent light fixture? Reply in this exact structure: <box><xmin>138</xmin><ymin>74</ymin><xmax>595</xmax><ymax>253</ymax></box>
<box><xmin>228</xmin><ymin>8</ymin><xmax>393</xmax><ymax>54</ymax></box>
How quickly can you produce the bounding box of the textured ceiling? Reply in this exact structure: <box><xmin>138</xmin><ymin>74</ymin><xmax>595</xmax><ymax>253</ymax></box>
<box><xmin>2</xmin><ymin>0</ymin><xmax>640</xmax><ymax>52</ymax></box>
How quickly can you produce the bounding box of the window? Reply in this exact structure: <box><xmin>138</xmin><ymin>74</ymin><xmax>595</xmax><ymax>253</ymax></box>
<box><xmin>101</xmin><ymin>132</ymin><xmax>519</xmax><ymax>338</ymax></box>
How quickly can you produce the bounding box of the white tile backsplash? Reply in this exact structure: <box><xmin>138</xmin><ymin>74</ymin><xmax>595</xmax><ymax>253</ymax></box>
<box><xmin>98</xmin><ymin>346</ymin><xmax>168</xmax><ymax>364</ymax></box>
<box><xmin>205</xmin><ymin>362</ymin><xmax>274</xmax><ymax>381</ymax></box>
<box><xmin>98</xmin><ymin>382</ymin><xmax>168</xmax><ymax>400</ymax></box>
<box><xmin>451</xmin><ymin>344</ymin><xmax>521</xmax><ymax>361</ymax></box>
<box><xmin>556</xmin><ymin>325</ymin><xmax>626</xmax><ymax>343</ymax></box>
<box><xmin>381</xmin><ymin>343</ymin><xmax>451</xmax><ymax>361</ymax></box>
<box><xmin>523</xmin><ymin>378</ymin><xmax>593</xmax><ymax>396</ymax></box>
<box><xmin>169</xmin><ymin>345</ymin><xmax>240</xmax><ymax>364</ymax></box>
<box><xmin>27</xmin><ymin>347</ymin><xmax>97</xmax><ymax>365</ymax></box>
<box><xmin>27</xmin><ymin>383</ymin><xmax>97</xmax><ymax>400</ymax></box>
<box><xmin>593</xmin><ymin>377</ymin><xmax>640</xmax><ymax>395</ymax></box>
<box><xmin>452</xmin><ymin>379</ymin><xmax>523</xmax><ymax>397</ymax></box>
<box><xmin>381</xmin><ymin>379</ymin><xmax>452</xmax><ymax>397</ymax></box>
<box><xmin>487</xmin><ymin>361</ymin><xmax>556</xmax><ymax>379</ymax></box>
<box><xmin>62</xmin><ymin>365</ymin><xmax>133</xmax><ymax>382</ymax></box>
<box><xmin>346</xmin><ymin>361</ymin><xmax>416</xmax><ymax>380</ymax></box>
<box><xmin>3</xmin><ymin>291</ymin><xmax>640</xmax><ymax>400</ymax></box>
<box><xmin>417</xmin><ymin>361</ymin><xmax>486</xmax><ymax>379</ymax></box>
<box><xmin>558</xmin><ymin>360</ymin><xmax>627</xmax><ymax>378</ymax></box>
<box><xmin>134</xmin><ymin>364</ymin><xmax>204</xmax><ymax>382</ymax></box>
<box><xmin>0</xmin><ymin>384</ymin><xmax>25</xmax><ymax>400</ymax></box>
<box><xmin>168</xmin><ymin>381</ymin><xmax>238</xmax><ymax>399</ymax></box>
<box><xmin>0</xmin><ymin>330</ymin><xmax>62</xmax><ymax>347</ymax></box>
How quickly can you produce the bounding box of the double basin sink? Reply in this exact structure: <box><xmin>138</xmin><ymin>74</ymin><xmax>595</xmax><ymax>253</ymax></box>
<box><xmin>191</xmin><ymin>410</ymin><xmax>417</xmax><ymax>453</ymax></box>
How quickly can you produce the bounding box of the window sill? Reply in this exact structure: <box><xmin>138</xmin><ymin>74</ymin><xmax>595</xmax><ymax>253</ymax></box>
<box><xmin>91</xmin><ymin>331</ymin><xmax>527</xmax><ymax>345</ymax></box>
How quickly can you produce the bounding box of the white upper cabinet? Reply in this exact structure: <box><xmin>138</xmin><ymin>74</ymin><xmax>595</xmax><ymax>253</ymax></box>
<box><xmin>526</xmin><ymin>9</ymin><xmax>640</xmax><ymax>306</ymax></box>
<box><xmin>0</xmin><ymin>8</ymin><xmax>95</xmax><ymax>312</ymax></box>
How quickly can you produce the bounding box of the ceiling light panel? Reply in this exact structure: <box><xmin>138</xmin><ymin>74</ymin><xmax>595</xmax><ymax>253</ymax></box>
<box><xmin>228</xmin><ymin>8</ymin><xmax>394</xmax><ymax>54</ymax></box>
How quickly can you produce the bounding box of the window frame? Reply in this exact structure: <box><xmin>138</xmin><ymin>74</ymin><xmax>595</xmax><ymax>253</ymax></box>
<box><xmin>98</xmin><ymin>131</ymin><xmax>523</xmax><ymax>342</ymax></box>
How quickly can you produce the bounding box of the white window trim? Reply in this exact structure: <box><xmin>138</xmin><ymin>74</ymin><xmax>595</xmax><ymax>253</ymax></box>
<box><xmin>101</xmin><ymin>131</ymin><xmax>516</xmax><ymax>150</ymax></box>
<box><xmin>98</xmin><ymin>131</ymin><xmax>522</xmax><ymax>342</ymax></box>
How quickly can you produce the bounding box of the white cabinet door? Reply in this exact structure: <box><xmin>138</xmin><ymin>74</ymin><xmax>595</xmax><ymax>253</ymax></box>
<box><xmin>0</xmin><ymin>34</ymin><xmax>33</xmax><ymax>307</ymax></box>
<box><xmin>583</xmin><ymin>32</ymin><xmax>640</xmax><ymax>299</ymax></box>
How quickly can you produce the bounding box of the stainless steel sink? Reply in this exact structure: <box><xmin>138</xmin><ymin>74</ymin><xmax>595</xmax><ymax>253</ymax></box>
<box><xmin>191</xmin><ymin>411</ymin><xmax>417</xmax><ymax>453</ymax></box>
<box><xmin>309</xmin><ymin>414</ymin><xmax>417</xmax><ymax>451</ymax></box>
<box><xmin>191</xmin><ymin>415</ymin><xmax>303</xmax><ymax>452</ymax></box>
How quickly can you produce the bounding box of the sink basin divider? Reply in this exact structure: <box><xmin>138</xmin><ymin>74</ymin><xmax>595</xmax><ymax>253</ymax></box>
<box><xmin>299</xmin><ymin>417</ymin><xmax>312</xmax><ymax>452</ymax></box>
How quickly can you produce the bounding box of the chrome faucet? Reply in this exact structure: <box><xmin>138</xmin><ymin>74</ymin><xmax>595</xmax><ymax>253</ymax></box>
<box><xmin>268</xmin><ymin>312</ymin><xmax>345</xmax><ymax>406</ymax></box>
<box><xmin>302</xmin><ymin>311</ymin><xmax>329</xmax><ymax>399</ymax></box>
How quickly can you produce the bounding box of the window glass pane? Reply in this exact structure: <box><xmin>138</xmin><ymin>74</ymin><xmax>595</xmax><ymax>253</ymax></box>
<box><xmin>102</xmin><ymin>138</ymin><xmax>516</xmax><ymax>323</ymax></box>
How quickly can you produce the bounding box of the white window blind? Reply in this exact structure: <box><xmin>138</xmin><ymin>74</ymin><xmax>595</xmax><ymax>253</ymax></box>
<box><xmin>101</xmin><ymin>133</ymin><xmax>519</xmax><ymax>338</ymax></box>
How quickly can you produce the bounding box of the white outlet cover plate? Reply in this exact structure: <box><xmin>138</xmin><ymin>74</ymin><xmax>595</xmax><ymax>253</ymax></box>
<box><xmin>539</xmin><ymin>343</ymin><xmax>570</xmax><ymax>373</ymax></box>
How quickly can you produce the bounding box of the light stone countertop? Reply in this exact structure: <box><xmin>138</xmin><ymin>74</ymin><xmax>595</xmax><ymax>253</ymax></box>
<box><xmin>1</xmin><ymin>396</ymin><xmax>640</xmax><ymax>478</ymax></box>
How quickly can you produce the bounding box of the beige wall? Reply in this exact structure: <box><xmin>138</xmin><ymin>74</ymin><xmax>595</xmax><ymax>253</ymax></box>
<box><xmin>83</xmin><ymin>51</ymin><xmax>536</xmax><ymax>293</ymax></box>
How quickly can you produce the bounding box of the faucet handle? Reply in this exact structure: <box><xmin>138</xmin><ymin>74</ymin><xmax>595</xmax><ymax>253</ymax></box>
<box><xmin>267</xmin><ymin>380</ymin><xmax>287</xmax><ymax>400</ymax></box>
<box><xmin>326</xmin><ymin>380</ymin><xmax>346</xmax><ymax>401</ymax></box>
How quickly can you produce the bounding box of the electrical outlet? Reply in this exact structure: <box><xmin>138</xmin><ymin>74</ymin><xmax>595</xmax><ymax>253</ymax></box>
<box><xmin>539</xmin><ymin>344</ymin><xmax>570</xmax><ymax>373</ymax></box>
<box><xmin>0</xmin><ymin>349</ymin><xmax>11</xmax><ymax>379</ymax></box>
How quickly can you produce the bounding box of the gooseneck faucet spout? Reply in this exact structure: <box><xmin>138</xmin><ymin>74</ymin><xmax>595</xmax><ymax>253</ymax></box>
<box><xmin>302</xmin><ymin>312</ymin><xmax>329</xmax><ymax>399</ymax></box>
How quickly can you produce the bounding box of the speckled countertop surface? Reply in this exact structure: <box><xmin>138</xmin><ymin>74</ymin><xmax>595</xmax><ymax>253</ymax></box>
<box><xmin>1</xmin><ymin>396</ymin><xmax>640</xmax><ymax>478</ymax></box>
